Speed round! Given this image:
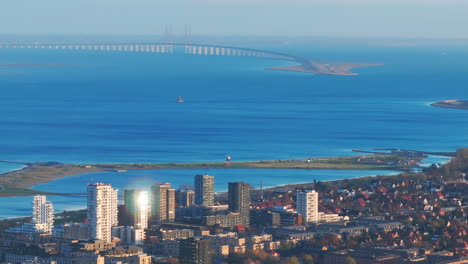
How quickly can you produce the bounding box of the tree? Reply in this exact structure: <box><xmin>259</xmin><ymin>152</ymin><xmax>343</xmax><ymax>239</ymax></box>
<box><xmin>345</xmin><ymin>256</ymin><xmax>357</xmax><ymax>264</ymax></box>
<box><xmin>285</xmin><ymin>256</ymin><xmax>300</xmax><ymax>264</ymax></box>
<box><xmin>345</xmin><ymin>239</ymin><xmax>359</xmax><ymax>248</ymax></box>
<box><xmin>315</xmin><ymin>181</ymin><xmax>327</xmax><ymax>192</ymax></box>
<box><xmin>280</xmin><ymin>243</ymin><xmax>292</xmax><ymax>250</ymax></box>
<box><xmin>302</xmin><ymin>254</ymin><xmax>314</xmax><ymax>264</ymax></box>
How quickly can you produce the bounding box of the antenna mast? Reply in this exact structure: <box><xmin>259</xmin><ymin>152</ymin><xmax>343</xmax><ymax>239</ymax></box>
<box><xmin>260</xmin><ymin>179</ymin><xmax>264</xmax><ymax>200</ymax></box>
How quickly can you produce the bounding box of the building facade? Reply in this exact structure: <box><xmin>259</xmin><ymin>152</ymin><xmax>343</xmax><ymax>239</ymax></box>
<box><xmin>204</xmin><ymin>213</ymin><xmax>243</xmax><ymax>228</ymax></box>
<box><xmin>112</xmin><ymin>226</ymin><xmax>146</xmax><ymax>245</ymax></box>
<box><xmin>32</xmin><ymin>195</ymin><xmax>54</xmax><ymax>234</ymax></box>
<box><xmin>296</xmin><ymin>190</ymin><xmax>319</xmax><ymax>225</ymax></box>
<box><xmin>52</xmin><ymin>222</ymin><xmax>89</xmax><ymax>240</ymax></box>
<box><xmin>151</xmin><ymin>183</ymin><xmax>176</xmax><ymax>224</ymax></box>
<box><xmin>178</xmin><ymin>189</ymin><xmax>195</xmax><ymax>207</ymax></box>
<box><xmin>195</xmin><ymin>175</ymin><xmax>215</xmax><ymax>206</ymax></box>
<box><xmin>124</xmin><ymin>189</ymin><xmax>150</xmax><ymax>230</ymax></box>
<box><xmin>228</xmin><ymin>182</ymin><xmax>251</xmax><ymax>227</ymax></box>
<box><xmin>179</xmin><ymin>237</ymin><xmax>213</xmax><ymax>264</ymax></box>
<box><xmin>87</xmin><ymin>183</ymin><xmax>119</xmax><ymax>242</ymax></box>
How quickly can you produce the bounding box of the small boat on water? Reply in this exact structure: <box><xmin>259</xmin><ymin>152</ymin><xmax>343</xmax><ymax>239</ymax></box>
<box><xmin>176</xmin><ymin>96</ymin><xmax>184</xmax><ymax>103</ymax></box>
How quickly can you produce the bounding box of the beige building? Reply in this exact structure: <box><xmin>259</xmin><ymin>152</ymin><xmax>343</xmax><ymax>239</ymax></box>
<box><xmin>102</xmin><ymin>247</ymin><xmax>152</xmax><ymax>264</ymax></box>
<box><xmin>112</xmin><ymin>226</ymin><xmax>146</xmax><ymax>245</ymax></box>
<box><xmin>264</xmin><ymin>241</ymin><xmax>282</xmax><ymax>251</ymax></box>
<box><xmin>53</xmin><ymin>222</ymin><xmax>89</xmax><ymax>240</ymax></box>
<box><xmin>204</xmin><ymin>212</ymin><xmax>243</xmax><ymax>228</ymax></box>
<box><xmin>216</xmin><ymin>245</ymin><xmax>230</xmax><ymax>257</ymax></box>
<box><xmin>246</xmin><ymin>234</ymin><xmax>272</xmax><ymax>244</ymax></box>
<box><xmin>151</xmin><ymin>183</ymin><xmax>176</xmax><ymax>224</ymax></box>
<box><xmin>230</xmin><ymin>245</ymin><xmax>246</xmax><ymax>254</ymax></box>
<box><xmin>195</xmin><ymin>175</ymin><xmax>215</xmax><ymax>206</ymax></box>
<box><xmin>318</xmin><ymin>212</ymin><xmax>344</xmax><ymax>223</ymax></box>
<box><xmin>81</xmin><ymin>240</ymin><xmax>116</xmax><ymax>251</ymax></box>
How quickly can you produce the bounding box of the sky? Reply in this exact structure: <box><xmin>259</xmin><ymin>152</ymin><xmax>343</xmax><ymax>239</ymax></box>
<box><xmin>0</xmin><ymin>0</ymin><xmax>467</xmax><ymax>39</ymax></box>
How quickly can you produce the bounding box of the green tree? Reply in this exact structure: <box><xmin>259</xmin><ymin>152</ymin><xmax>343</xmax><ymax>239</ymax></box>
<box><xmin>302</xmin><ymin>254</ymin><xmax>314</xmax><ymax>264</ymax></box>
<box><xmin>345</xmin><ymin>239</ymin><xmax>359</xmax><ymax>248</ymax></box>
<box><xmin>345</xmin><ymin>256</ymin><xmax>357</xmax><ymax>264</ymax></box>
<box><xmin>285</xmin><ymin>256</ymin><xmax>300</xmax><ymax>264</ymax></box>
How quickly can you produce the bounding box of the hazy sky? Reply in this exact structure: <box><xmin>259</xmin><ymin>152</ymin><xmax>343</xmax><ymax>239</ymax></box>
<box><xmin>1</xmin><ymin>0</ymin><xmax>467</xmax><ymax>39</ymax></box>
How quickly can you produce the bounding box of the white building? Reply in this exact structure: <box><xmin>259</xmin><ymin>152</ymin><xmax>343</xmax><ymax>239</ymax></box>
<box><xmin>5</xmin><ymin>222</ymin><xmax>37</xmax><ymax>235</ymax></box>
<box><xmin>6</xmin><ymin>195</ymin><xmax>54</xmax><ymax>235</ymax></box>
<box><xmin>87</xmin><ymin>183</ymin><xmax>118</xmax><ymax>242</ymax></box>
<box><xmin>32</xmin><ymin>195</ymin><xmax>54</xmax><ymax>233</ymax></box>
<box><xmin>296</xmin><ymin>190</ymin><xmax>319</xmax><ymax>225</ymax></box>
<box><xmin>112</xmin><ymin>226</ymin><xmax>145</xmax><ymax>245</ymax></box>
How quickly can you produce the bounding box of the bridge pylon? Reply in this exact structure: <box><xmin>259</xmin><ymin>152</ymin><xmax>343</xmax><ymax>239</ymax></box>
<box><xmin>184</xmin><ymin>24</ymin><xmax>193</xmax><ymax>55</ymax></box>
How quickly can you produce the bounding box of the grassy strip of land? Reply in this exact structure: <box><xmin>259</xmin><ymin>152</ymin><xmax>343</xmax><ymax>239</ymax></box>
<box><xmin>0</xmin><ymin>154</ymin><xmax>415</xmax><ymax>197</ymax></box>
<box><xmin>0</xmin><ymin>188</ymin><xmax>58</xmax><ymax>197</ymax></box>
<box><xmin>91</xmin><ymin>155</ymin><xmax>402</xmax><ymax>170</ymax></box>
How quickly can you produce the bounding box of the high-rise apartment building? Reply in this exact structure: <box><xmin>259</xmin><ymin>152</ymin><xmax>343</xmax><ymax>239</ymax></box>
<box><xmin>167</xmin><ymin>188</ymin><xmax>176</xmax><ymax>221</ymax></box>
<box><xmin>124</xmin><ymin>189</ymin><xmax>150</xmax><ymax>230</ymax></box>
<box><xmin>87</xmin><ymin>183</ymin><xmax>119</xmax><ymax>242</ymax></box>
<box><xmin>296</xmin><ymin>190</ymin><xmax>319</xmax><ymax>225</ymax></box>
<box><xmin>195</xmin><ymin>175</ymin><xmax>214</xmax><ymax>206</ymax></box>
<box><xmin>177</xmin><ymin>189</ymin><xmax>195</xmax><ymax>207</ymax></box>
<box><xmin>228</xmin><ymin>182</ymin><xmax>251</xmax><ymax>227</ymax></box>
<box><xmin>32</xmin><ymin>195</ymin><xmax>54</xmax><ymax>233</ymax></box>
<box><xmin>179</xmin><ymin>237</ymin><xmax>213</xmax><ymax>264</ymax></box>
<box><xmin>151</xmin><ymin>183</ymin><xmax>175</xmax><ymax>224</ymax></box>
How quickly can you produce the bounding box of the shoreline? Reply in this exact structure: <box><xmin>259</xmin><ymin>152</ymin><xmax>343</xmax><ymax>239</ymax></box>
<box><xmin>0</xmin><ymin>170</ymin><xmax>401</xmax><ymax>221</ymax></box>
<box><xmin>0</xmin><ymin>150</ymin><xmax>456</xmax><ymax>220</ymax></box>
<box><xmin>267</xmin><ymin>61</ymin><xmax>383</xmax><ymax>75</ymax></box>
<box><xmin>0</xmin><ymin>150</ymin><xmax>452</xmax><ymax>198</ymax></box>
<box><xmin>0</xmin><ymin>154</ymin><xmax>414</xmax><ymax>197</ymax></box>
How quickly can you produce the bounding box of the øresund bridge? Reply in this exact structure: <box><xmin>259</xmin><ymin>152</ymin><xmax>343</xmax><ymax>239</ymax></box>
<box><xmin>0</xmin><ymin>28</ymin><xmax>380</xmax><ymax>75</ymax></box>
<box><xmin>0</xmin><ymin>42</ymin><xmax>299</xmax><ymax>62</ymax></box>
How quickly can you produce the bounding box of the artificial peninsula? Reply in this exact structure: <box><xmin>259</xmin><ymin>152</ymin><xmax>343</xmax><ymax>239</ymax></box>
<box><xmin>431</xmin><ymin>99</ymin><xmax>468</xmax><ymax>110</ymax></box>
<box><xmin>268</xmin><ymin>61</ymin><xmax>383</xmax><ymax>75</ymax></box>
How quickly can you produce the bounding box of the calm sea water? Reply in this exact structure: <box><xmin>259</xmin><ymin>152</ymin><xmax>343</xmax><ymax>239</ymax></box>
<box><xmin>0</xmin><ymin>43</ymin><xmax>467</xmax><ymax>218</ymax></box>
<box><xmin>0</xmin><ymin>163</ymin><xmax>25</xmax><ymax>174</ymax></box>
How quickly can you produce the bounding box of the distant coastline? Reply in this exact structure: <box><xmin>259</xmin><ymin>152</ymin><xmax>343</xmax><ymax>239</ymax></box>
<box><xmin>267</xmin><ymin>61</ymin><xmax>383</xmax><ymax>76</ymax></box>
<box><xmin>431</xmin><ymin>100</ymin><xmax>468</xmax><ymax>110</ymax></box>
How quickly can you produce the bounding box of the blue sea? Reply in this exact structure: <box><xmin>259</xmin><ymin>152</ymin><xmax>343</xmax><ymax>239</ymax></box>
<box><xmin>0</xmin><ymin>43</ymin><xmax>467</xmax><ymax>218</ymax></box>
